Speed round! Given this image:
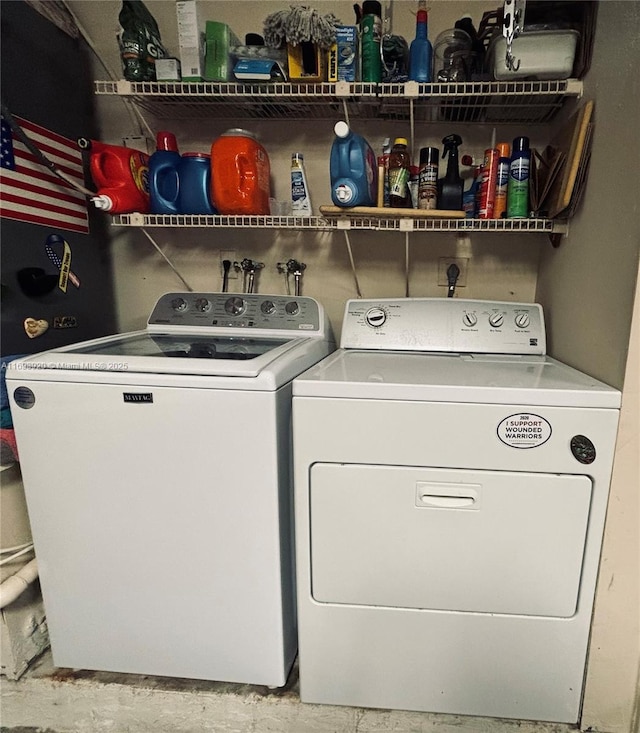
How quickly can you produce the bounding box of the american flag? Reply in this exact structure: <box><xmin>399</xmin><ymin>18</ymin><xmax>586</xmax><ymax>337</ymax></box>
<box><xmin>0</xmin><ymin>115</ymin><xmax>89</xmax><ymax>234</ymax></box>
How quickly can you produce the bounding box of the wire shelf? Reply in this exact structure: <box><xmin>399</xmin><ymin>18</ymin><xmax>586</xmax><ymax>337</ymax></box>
<box><xmin>111</xmin><ymin>213</ymin><xmax>567</xmax><ymax>234</ymax></box>
<box><xmin>95</xmin><ymin>79</ymin><xmax>582</xmax><ymax>124</ymax></box>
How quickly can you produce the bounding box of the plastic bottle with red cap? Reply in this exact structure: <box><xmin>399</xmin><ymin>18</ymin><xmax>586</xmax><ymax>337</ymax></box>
<box><xmin>149</xmin><ymin>131</ymin><xmax>182</xmax><ymax>214</ymax></box>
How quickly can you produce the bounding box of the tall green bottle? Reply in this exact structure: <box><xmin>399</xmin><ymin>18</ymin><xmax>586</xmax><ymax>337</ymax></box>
<box><xmin>360</xmin><ymin>0</ymin><xmax>382</xmax><ymax>83</ymax></box>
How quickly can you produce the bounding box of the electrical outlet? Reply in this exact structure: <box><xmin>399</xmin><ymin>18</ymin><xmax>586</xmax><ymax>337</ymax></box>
<box><xmin>220</xmin><ymin>250</ymin><xmax>238</xmax><ymax>279</ymax></box>
<box><xmin>437</xmin><ymin>257</ymin><xmax>469</xmax><ymax>287</ymax></box>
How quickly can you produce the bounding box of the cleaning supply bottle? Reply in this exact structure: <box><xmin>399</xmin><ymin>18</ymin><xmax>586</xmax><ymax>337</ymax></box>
<box><xmin>408</xmin><ymin>0</ymin><xmax>432</xmax><ymax>82</ymax></box>
<box><xmin>493</xmin><ymin>141</ymin><xmax>511</xmax><ymax>219</ymax></box>
<box><xmin>462</xmin><ymin>165</ymin><xmax>481</xmax><ymax>218</ymax></box>
<box><xmin>291</xmin><ymin>153</ymin><xmax>312</xmax><ymax>216</ymax></box>
<box><xmin>388</xmin><ymin>137</ymin><xmax>411</xmax><ymax>208</ymax></box>
<box><xmin>477</xmin><ymin>147</ymin><xmax>500</xmax><ymax>219</ymax></box>
<box><xmin>178</xmin><ymin>153</ymin><xmax>216</xmax><ymax>214</ymax></box>
<box><xmin>210</xmin><ymin>129</ymin><xmax>271</xmax><ymax>215</ymax></box>
<box><xmin>507</xmin><ymin>136</ymin><xmax>530</xmax><ymax>218</ymax></box>
<box><xmin>360</xmin><ymin>1</ymin><xmax>382</xmax><ymax>83</ymax></box>
<box><xmin>437</xmin><ymin>134</ymin><xmax>463</xmax><ymax>211</ymax></box>
<box><xmin>149</xmin><ymin>131</ymin><xmax>181</xmax><ymax>214</ymax></box>
<box><xmin>418</xmin><ymin>146</ymin><xmax>439</xmax><ymax>210</ymax></box>
<box><xmin>330</xmin><ymin>121</ymin><xmax>378</xmax><ymax>207</ymax></box>
<box><xmin>79</xmin><ymin>138</ymin><xmax>150</xmax><ymax>214</ymax></box>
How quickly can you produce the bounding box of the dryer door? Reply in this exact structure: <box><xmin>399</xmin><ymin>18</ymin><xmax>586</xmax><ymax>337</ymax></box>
<box><xmin>309</xmin><ymin>464</ymin><xmax>591</xmax><ymax>617</ymax></box>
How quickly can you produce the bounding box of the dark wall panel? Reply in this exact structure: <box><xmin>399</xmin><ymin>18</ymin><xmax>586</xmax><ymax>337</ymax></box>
<box><xmin>1</xmin><ymin>1</ymin><xmax>117</xmax><ymax>356</ymax></box>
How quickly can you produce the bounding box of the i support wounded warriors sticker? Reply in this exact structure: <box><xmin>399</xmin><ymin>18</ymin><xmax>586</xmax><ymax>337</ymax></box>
<box><xmin>497</xmin><ymin>413</ymin><xmax>552</xmax><ymax>449</ymax></box>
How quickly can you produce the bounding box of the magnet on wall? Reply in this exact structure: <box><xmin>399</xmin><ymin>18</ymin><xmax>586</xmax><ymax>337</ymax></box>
<box><xmin>45</xmin><ymin>233</ymin><xmax>81</xmax><ymax>292</ymax></box>
<box><xmin>53</xmin><ymin>315</ymin><xmax>78</xmax><ymax>329</ymax></box>
<box><xmin>24</xmin><ymin>317</ymin><xmax>49</xmax><ymax>338</ymax></box>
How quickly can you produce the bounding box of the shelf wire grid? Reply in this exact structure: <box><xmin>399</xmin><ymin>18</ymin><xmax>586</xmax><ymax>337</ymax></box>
<box><xmin>95</xmin><ymin>80</ymin><xmax>581</xmax><ymax>124</ymax></box>
<box><xmin>112</xmin><ymin>214</ymin><xmax>565</xmax><ymax>234</ymax></box>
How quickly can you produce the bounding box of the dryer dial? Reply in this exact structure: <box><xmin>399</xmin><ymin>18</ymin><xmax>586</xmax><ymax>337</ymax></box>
<box><xmin>489</xmin><ymin>312</ymin><xmax>504</xmax><ymax>328</ymax></box>
<box><xmin>365</xmin><ymin>307</ymin><xmax>387</xmax><ymax>328</ymax></box>
<box><xmin>463</xmin><ymin>312</ymin><xmax>477</xmax><ymax>327</ymax></box>
<box><xmin>285</xmin><ymin>301</ymin><xmax>300</xmax><ymax>315</ymax></box>
<box><xmin>261</xmin><ymin>300</ymin><xmax>276</xmax><ymax>315</ymax></box>
<box><xmin>224</xmin><ymin>296</ymin><xmax>245</xmax><ymax>316</ymax></box>
<box><xmin>515</xmin><ymin>312</ymin><xmax>530</xmax><ymax>329</ymax></box>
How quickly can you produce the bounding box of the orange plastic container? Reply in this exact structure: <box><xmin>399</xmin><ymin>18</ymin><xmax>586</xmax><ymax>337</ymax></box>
<box><xmin>78</xmin><ymin>138</ymin><xmax>150</xmax><ymax>214</ymax></box>
<box><xmin>210</xmin><ymin>129</ymin><xmax>270</xmax><ymax>215</ymax></box>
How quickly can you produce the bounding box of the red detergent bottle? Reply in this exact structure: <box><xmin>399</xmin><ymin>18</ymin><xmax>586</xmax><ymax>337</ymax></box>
<box><xmin>78</xmin><ymin>138</ymin><xmax>150</xmax><ymax>214</ymax></box>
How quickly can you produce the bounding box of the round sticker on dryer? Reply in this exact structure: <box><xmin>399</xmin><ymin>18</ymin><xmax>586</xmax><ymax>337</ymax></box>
<box><xmin>497</xmin><ymin>413</ymin><xmax>552</xmax><ymax>449</ymax></box>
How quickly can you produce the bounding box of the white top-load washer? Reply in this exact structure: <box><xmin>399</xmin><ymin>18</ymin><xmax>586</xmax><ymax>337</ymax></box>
<box><xmin>292</xmin><ymin>298</ymin><xmax>620</xmax><ymax>723</ymax></box>
<box><xmin>7</xmin><ymin>292</ymin><xmax>334</xmax><ymax>686</ymax></box>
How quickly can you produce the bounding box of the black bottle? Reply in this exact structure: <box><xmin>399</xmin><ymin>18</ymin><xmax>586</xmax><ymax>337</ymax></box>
<box><xmin>437</xmin><ymin>134</ymin><xmax>464</xmax><ymax>210</ymax></box>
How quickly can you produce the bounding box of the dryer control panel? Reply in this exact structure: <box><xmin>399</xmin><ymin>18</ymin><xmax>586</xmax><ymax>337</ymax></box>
<box><xmin>341</xmin><ymin>298</ymin><xmax>546</xmax><ymax>354</ymax></box>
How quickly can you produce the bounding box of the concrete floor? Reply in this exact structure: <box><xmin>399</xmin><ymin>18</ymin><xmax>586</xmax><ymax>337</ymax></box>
<box><xmin>0</xmin><ymin>651</ymin><xmax>581</xmax><ymax>733</ymax></box>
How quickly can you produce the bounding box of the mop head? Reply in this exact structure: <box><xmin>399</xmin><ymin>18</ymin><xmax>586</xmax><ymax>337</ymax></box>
<box><xmin>263</xmin><ymin>5</ymin><xmax>341</xmax><ymax>50</ymax></box>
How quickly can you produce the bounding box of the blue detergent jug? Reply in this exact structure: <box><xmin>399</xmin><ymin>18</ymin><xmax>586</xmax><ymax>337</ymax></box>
<box><xmin>150</xmin><ymin>147</ymin><xmax>217</xmax><ymax>215</ymax></box>
<box><xmin>177</xmin><ymin>153</ymin><xmax>216</xmax><ymax>215</ymax></box>
<box><xmin>149</xmin><ymin>132</ymin><xmax>181</xmax><ymax>214</ymax></box>
<box><xmin>330</xmin><ymin>121</ymin><xmax>378</xmax><ymax>207</ymax></box>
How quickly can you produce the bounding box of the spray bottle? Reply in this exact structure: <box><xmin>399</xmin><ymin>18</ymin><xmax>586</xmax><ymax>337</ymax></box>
<box><xmin>78</xmin><ymin>138</ymin><xmax>150</xmax><ymax>214</ymax></box>
<box><xmin>437</xmin><ymin>134</ymin><xmax>463</xmax><ymax>211</ymax></box>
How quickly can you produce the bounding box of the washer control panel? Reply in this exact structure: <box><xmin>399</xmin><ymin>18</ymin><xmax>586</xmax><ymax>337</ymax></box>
<box><xmin>342</xmin><ymin>298</ymin><xmax>546</xmax><ymax>354</ymax></box>
<box><xmin>148</xmin><ymin>293</ymin><xmax>323</xmax><ymax>332</ymax></box>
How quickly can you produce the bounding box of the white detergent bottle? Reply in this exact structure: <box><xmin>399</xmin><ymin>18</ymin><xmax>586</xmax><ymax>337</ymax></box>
<box><xmin>291</xmin><ymin>153</ymin><xmax>312</xmax><ymax>216</ymax></box>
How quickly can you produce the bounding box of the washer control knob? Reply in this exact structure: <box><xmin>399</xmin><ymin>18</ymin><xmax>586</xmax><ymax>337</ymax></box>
<box><xmin>365</xmin><ymin>307</ymin><xmax>387</xmax><ymax>328</ymax></box>
<box><xmin>195</xmin><ymin>298</ymin><xmax>211</xmax><ymax>313</ymax></box>
<box><xmin>285</xmin><ymin>301</ymin><xmax>299</xmax><ymax>316</ymax></box>
<box><xmin>171</xmin><ymin>297</ymin><xmax>188</xmax><ymax>312</ymax></box>
<box><xmin>261</xmin><ymin>300</ymin><xmax>276</xmax><ymax>315</ymax></box>
<box><xmin>224</xmin><ymin>296</ymin><xmax>245</xmax><ymax>316</ymax></box>
<box><xmin>462</xmin><ymin>312</ymin><xmax>477</xmax><ymax>327</ymax></box>
<box><xmin>515</xmin><ymin>312</ymin><xmax>530</xmax><ymax>329</ymax></box>
<box><xmin>489</xmin><ymin>312</ymin><xmax>504</xmax><ymax>328</ymax></box>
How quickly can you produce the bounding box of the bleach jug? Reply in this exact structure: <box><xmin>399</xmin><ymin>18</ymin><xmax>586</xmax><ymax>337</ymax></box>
<box><xmin>78</xmin><ymin>138</ymin><xmax>150</xmax><ymax>214</ymax></box>
<box><xmin>210</xmin><ymin>129</ymin><xmax>270</xmax><ymax>215</ymax></box>
<box><xmin>149</xmin><ymin>131</ymin><xmax>181</xmax><ymax>214</ymax></box>
<box><xmin>330</xmin><ymin>121</ymin><xmax>377</xmax><ymax>207</ymax></box>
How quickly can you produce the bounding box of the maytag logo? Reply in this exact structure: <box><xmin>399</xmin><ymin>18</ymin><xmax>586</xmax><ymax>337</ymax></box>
<box><xmin>123</xmin><ymin>392</ymin><xmax>153</xmax><ymax>403</ymax></box>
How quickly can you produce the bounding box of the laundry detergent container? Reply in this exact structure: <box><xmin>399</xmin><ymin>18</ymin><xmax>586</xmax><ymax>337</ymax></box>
<box><xmin>211</xmin><ymin>129</ymin><xmax>271</xmax><ymax>215</ymax></box>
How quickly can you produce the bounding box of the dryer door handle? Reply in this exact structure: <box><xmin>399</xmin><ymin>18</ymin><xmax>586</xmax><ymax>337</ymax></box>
<box><xmin>416</xmin><ymin>482</ymin><xmax>480</xmax><ymax>510</ymax></box>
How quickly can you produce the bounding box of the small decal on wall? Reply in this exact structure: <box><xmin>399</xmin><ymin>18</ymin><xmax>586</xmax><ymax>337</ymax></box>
<box><xmin>53</xmin><ymin>315</ymin><xmax>78</xmax><ymax>329</ymax></box>
<box><xmin>497</xmin><ymin>413</ymin><xmax>552</xmax><ymax>449</ymax></box>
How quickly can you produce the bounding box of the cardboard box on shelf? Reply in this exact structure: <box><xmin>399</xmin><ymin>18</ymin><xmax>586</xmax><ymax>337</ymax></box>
<box><xmin>204</xmin><ymin>21</ymin><xmax>241</xmax><ymax>81</ymax></box>
<box><xmin>328</xmin><ymin>26</ymin><xmax>358</xmax><ymax>82</ymax></box>
<box><xmin>176</xmin><ymin>0</ymin><xmax>205</xmax><ymax>81</ymax></box>
<box><xmin>287</xmin><ymin>41</ymin><xmax>326</xmax><ymax>82</ymax></box>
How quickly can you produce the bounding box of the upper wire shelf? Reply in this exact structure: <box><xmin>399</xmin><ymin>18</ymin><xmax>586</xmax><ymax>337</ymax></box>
<box><xmin>95</xmin><ymin>79</ymin><xmax>582</xmax><ymax>124</ymax></box>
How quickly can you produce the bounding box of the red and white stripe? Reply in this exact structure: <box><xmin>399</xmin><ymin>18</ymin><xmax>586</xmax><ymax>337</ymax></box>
<box><xmin>0</xmin><ymin>116</ymin><xmax>89</xmax><ymax>234</ymax></box>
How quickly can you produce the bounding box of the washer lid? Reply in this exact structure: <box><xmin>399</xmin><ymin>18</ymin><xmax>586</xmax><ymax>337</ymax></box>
<box><xmin>293</xmin><ymin>350</ymin><xmax>621</xmax><ymax>408</ymax></box>
<box><xmin>11</xmin><ymin>330</ymin><xmax>312</xmax><ymax>379</ymax></box>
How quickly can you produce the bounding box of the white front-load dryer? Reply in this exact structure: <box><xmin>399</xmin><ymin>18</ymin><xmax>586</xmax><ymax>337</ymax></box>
<box><xmin>8</xmin><ymin>292</ymin><xmax>334</xmax><ymax>686</ymax></box>
<box><xmin>292</xmin><ymin>298</ymin><xmax>620</xmax><ymax>723</ymax></box>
